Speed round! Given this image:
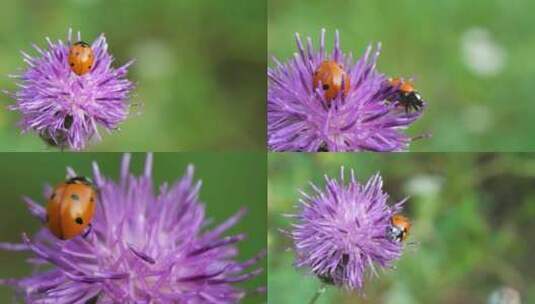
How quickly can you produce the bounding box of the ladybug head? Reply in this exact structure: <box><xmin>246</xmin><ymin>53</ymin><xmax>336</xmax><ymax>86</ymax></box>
<box><xmin>73</xmin><ymin>41</ymin><xmax>90</xmax><ymax>47</ymax></box>
<box><xmin>66</xmin><ymin>176</ymin><xmax>93</xmax><ymax>186</ymax></box>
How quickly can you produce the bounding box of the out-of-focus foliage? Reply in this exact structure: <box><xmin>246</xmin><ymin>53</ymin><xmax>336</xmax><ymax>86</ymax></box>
<box><xmin>268</xmin><ymin>153</ymin><xmax>535</xmax><ymax>303</ymax></box>
<box><xmin>0</xmin><ymin>0</ymin><xmax>265</xmax><ymax>151</ymax></box>
<box><xmin>268</xmin><ymin>0</ymin><xmax>535</xmax><ymax>151</ymax></box>
<box><xmin>0</xmin><ymin>153</ymin><xmax>267</xmax><ymax>304</ymax></box>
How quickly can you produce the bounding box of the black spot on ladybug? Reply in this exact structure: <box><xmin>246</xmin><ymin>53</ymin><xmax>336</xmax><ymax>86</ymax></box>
<box><xmin>90</xmin><ymin>196</ymin><xmax>94</xmax><ymax>203</ymax></box>
<box><xmin>70</xmin><ymin>63</ymin><xmax>74</xmax><ymax>67</ymax></box>
<box><xmin>322</xmin><ymin>84</ymin><xmax>329</xmax><ymax>90</ymax></box>
<box><xmin>88</xmin><ymin>65</ymin><xmax>92</xmax><ymax>69</ymax></box>
<box><xmin>75</xmin><ymin>217</ymin><xmax>83</xmax><ymax>225</ymax></box>
<box><xmin>50</xmin><ymin>192</ymin><xmax>56</xmax><ymax>200</ymax></box>
<box><xmin>71</xmin><ymin>193</ymin><xmax>80</xmax><ymax>201</ymax></box>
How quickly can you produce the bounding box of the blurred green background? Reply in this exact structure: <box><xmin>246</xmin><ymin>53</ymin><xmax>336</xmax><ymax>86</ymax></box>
<box><xmin>268</xmin><ymin>0</ymin><xmax>535</xmax><ymax>151</ymax></box>
<box><xmin>268</xmin><ymin>153</ymin><xmax>535</xmax><ymax>303</ymax></box>
<box><xmin>0</xmin><ymin>153</ymin><xmax>266</xmax><ymax>303</ymax></box>
<box><xmin>0</xmin><ymin>0</ymin><xmax>265</xmax><ymax>151</ymax></box>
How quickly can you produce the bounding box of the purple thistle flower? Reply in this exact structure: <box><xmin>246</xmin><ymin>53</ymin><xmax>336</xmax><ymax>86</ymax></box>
<box><xmin>268</xmin><ymin>29</ymin><xmax>425</xmax><ymax>152</ymax></box>
<box><xmin>7</xmin><ymin>29</ymin><xmax>135</xmax><ymax>150</ymax></box>
<box><xmin>0</xmin><ymin>154</ymin><xmax>264</xmax><ymax>303</ymax></box>
<box><xmin>290</xmin><ymin>167</ymin><xmax>406</xmax><ymax>291</ymax></box>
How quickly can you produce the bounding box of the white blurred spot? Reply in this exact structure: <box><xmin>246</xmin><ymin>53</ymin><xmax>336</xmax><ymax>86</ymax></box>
<box><xmin>404</xmin><ymin>175</ymin><xmax>443</xmax><ymax>197</ymax></box>
<box><xmin>131</xmin><ymin>40</ymin><xmax>175</xmax><ymax>79</ymax></box>
<box><xmin>462</xmin><ymin>104</ymin><xmax>493</xmax><ymax>134</ymax></box>
<box><xmin>461</xmin><ymin>27</ymin><xmax>506</xmax><ymax>77</ymax></box>
<box><xmin>488</xmin><ymin>287</ymin><xmax>521</xmax><ymax>304</ymax></box>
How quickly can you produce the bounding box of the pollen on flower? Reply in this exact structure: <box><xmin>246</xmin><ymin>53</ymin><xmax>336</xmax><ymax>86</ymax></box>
<box><xmin>0</xmin><ymin>154</ymin><xmax>264</xmax><ymax>303</ymax></box>
<box><xmin>268</xmin><ymin>29</ymin><xmax>426</xmax><ymax>152</ymax></box>
<box><xmin>289</xmin><ymin>167</ymin><xmax>407</xmax><ymax>291</ymax></box>
<box><xmin>7</xmin><ymin>29</ymin><xmax>136</xmax><ymax>151</ymax></box>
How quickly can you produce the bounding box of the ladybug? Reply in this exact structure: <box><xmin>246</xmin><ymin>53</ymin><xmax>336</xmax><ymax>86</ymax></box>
<box><xmin>313</xmin><ymin>60</ymin><xmax>350</xmax><ymax>101</ymax></box>
<box><xmin>388</xmin><ymin>77</ymin><xmax>424</xmax><ymax>112</ymax></box>
<box><xmin>387</xmin><ymin>214</ymin><xmax>411</xmax><ymax>242</ymax></box>
<box><xmin>46</xmin><ymin>176</ymin><xmax>96</xmax><ymax>240</ymax></box>
<box><xmin>68</xmin><ymin>41</ymin><xmax>94</xmax><ymax>76</ymax></box>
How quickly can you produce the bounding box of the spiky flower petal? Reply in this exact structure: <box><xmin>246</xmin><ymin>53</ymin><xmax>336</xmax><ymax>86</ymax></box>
<box><xmin>8</xmin><ymin>29</ymin><xmax>135</xmax><ymax>150</ymax></box>
<box><xmin>0</xmin><ymin>154</ymin><xmax>263</xmax><ymax>303</ymax></box>
<box><xmin>290</xmin><ymin>168</ymin><xmax>406</xmax><ymax>291</ymax></box>
<box><xmin>268</xmin><ymin>29</ymin><xmax>425</xmax><ymax>152</ymax></box>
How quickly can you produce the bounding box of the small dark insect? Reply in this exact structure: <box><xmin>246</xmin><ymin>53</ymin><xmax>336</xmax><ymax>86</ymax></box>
<box><xmin>39</xmin><ymin>130</ymin><xmax>68</xmax><ymax>150</ymax></box>
<box><xmin>388</xmin><ymin>78</ymin><xmax>424</xmax><ymax>113</ymax></box>
<box><xmin>317</xmin><ymin>254</ymin><xmax>349</xmax><ymax>285</ymax></box>
<box><xmin>64</xmin><ymin>115</ymin><xmax>73</xmax><ymax>129</ymax></box>
<box><xmin>387</xmin><ymin>214</ymin><xmax>411</xmax><ymax>242</ymax></box>
<box><xmin>317</xmin><ymin>143</ymin><xmax>328</xmax><ymax>152</ymax></box>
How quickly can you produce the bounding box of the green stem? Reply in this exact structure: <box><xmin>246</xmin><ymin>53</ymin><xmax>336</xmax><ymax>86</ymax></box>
<box><xmin>308</xmin><ymin>283</ymin><xmax>327</xmax><ymax>304</ymax></box>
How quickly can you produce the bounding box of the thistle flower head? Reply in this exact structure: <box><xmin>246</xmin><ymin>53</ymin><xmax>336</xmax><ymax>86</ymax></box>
<box><xmin>290</xmin><ymin>168</ymin><xmax>406</xmax><ymax>291</ymax></box>
<box><xmin>0</xmin><ymin>154</ymin><xmax>263</xmax><ymax>303</ymax></box>
<box><xmin>8</xmin><ymin>29</ymin><xmax>135</xmax><ymax>150</ymax></box>
<box><xmin>268</xmin><ymin>29</ymin><xmax>425</xmax><ymax>152</ymax></box>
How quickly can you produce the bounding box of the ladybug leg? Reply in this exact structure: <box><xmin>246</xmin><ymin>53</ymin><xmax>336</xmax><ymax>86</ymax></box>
<box><xmin>415</xmin><ymin>99</ymin><xmax>423</xmax><ymax>111</ymax></box>
<box><xmin>82</xmin><ymin>223</ymin><xmax>93</xmax><ymax>238</ymax></box>
<box><xmin>412</xmin><ymin>102</ymin><xmax>419</xmax><ymax>112</ymax></box>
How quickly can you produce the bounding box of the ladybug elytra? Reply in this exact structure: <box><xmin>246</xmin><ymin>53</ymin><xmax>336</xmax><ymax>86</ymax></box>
<box><xmin>46</xmin><ymin>176</ymin><xmax>96</xmax><ymax>240</ymax></box>
<box><xmin>313</xmin><ymin>60</ymin><xmax>350</xmax><ymax>101</ymax></box>
<box><xmin>68</xmin><ymin>41</ymin><xmax>94</xmax><ymax>76</ymax></box>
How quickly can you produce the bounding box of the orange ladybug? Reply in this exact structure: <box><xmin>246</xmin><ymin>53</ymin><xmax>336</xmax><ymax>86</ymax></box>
<box><xmin>387</xmin><ymin>214</ymin><xmax>411</xmax><ymax>242</ymax></box>
<box><xmin>46</xmin><ymin>176</ymin><xmax>96</xmax><ymax>240</ymax></box>
<box><xmin>68</xmin><ymin>41</ymin><xmax>94</xmax><ymax>76</ymax></box>
<box><xmin>388</xmin><ymin>78</ymin><xmax>424</xmax><ymax>112</ymax></box>
<box><xmin>313</xmin><ymin>60</ymin><xmax>350</xmax><ymax>101</ymax></box>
